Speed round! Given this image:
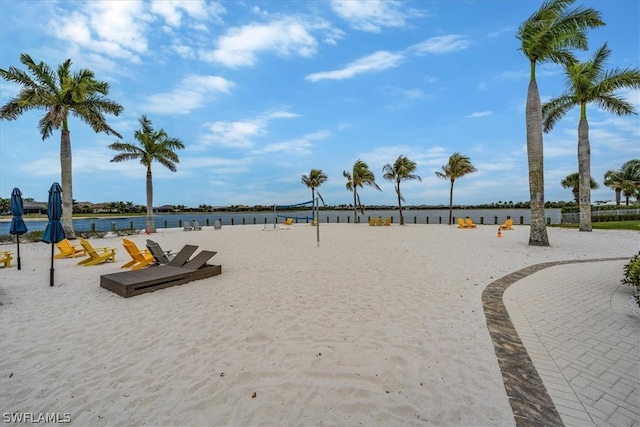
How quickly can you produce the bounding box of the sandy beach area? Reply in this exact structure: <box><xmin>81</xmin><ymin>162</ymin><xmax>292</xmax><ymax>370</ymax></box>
<box><xmin>0</xmin><ymin>223</ymin><xmax>637</xmax><ymax>426</ymax></box>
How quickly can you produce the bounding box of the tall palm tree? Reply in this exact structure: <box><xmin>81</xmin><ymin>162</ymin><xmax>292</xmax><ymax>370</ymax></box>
<box><xmin>517</xmin><ymin>0</ymin><xmax>604</xmax><ymax>244</ymax></box>
<box><xmin>382</xmin><ymin>155</ymin><xmax>421</xmax><ymax>225</ymax></box>
<box><xmin>435</xmin><ymin>152</ymin><xmax>477</xmax><ymax>225</ymax></box>
<box><xmin>543</xmin><ymin>43</ymin><xmax>640</xmax><ymax>231</ymax></box>
<box><xmin>301</xmin><ymin>169</ymin><xmax>328</xmax><ymax>218</ymax></box>
<box><xmin>108</xmin><ymin>115</ymin><xmax>185</xmax><ymax>233</ymax></box>
<box><xmin>0</xmin><ymin>54</ymin><xmax>123</xmax><ymax>239</ymax></box>
<box><xmin>604</xmin><ymin>160</ymin><xmax>640</xmax><ymax>206</ymax></box>
<box><xmin>560</xmin><ymin>172</ymin><xmax>598</xmax><ymax>206</ymax></box>
<box><xmin>343</xmin><ymin>160</ymin><xmax>381</xmax><ymax>223</ymax></box>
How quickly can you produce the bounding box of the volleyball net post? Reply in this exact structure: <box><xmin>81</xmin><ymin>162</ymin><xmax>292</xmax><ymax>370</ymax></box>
<box><xmin>272</xmin><ymin>199</ymin><xmax>319</xmax><ymax>246</ymax></box>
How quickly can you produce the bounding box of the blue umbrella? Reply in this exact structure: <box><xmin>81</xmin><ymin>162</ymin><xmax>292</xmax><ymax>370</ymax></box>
<box><xmin>42</xmin><ymin>182</ymin><xmax>65</xmax><ymax>286</ymax></box>
<box><xmin>9</xmin><ymin>188</ymin><xmax>28</xmax><ymax>270</ymax></box>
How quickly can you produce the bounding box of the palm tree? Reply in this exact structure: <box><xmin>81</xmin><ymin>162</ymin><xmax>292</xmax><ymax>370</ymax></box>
<box><xmin>0</xmin><ymin>198</ymin><xmax>10</xmax><ymax>214</ymax></box>
<box><xmin>108</xmin><ymin>115</ymin><xmax>185</xmax><ymax>233</ymax></box>
<box><xmin>560</xmin><ymin>172</ymin><xmax>598</xmax><ymax>205</ymax></box>
<box><xmin>382</xmin><ymin>155</ymin><xmax>421</xmax><ymax>225</ymax></box>
<box><xmin>0</xmin><ymin>54</ymin><xmax>123</xmax><ymax>239</ymax></box>
<box><xmin>517</xmin><ymin>0</ymin><xmax>604</xmax><ymax>244</ymax></box>
<box><xmin>435</xmin><ymin>152</ymin><xmax>477</xmax><ymax>225</ymax></box>
<box><xmin>343</xmin><ymin>160</ymin><xmax>381</xmax><ymax>223</ymax></box>
<box><xmin>543</xmin><ymin>43</ymin><xmax>640</xmax><ymax>231</ymax></box>
<box><xmin>604</xmin><ymin>169</ymin><xmax>623</xmax><ymax>205</ymax></box>
<box><xmin>301</xmin><ymin>169</ymin><xmax>328</xmax><ymax>219</ymax></box>
<box><xmin>604</xmin><ymin>160</ymin><xmax>640</xmax><ymax>206</ymax></box>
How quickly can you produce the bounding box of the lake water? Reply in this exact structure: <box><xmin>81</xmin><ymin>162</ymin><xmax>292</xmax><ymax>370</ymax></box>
<box><xmin>0</xmin><ymin>208</ymin><xmax>562</xmax><ymax>235</ymax></box>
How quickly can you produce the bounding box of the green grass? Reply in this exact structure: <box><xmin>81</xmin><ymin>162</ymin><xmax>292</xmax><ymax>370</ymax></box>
<box><xmin>551</xmin><ymin>221</ymin><xmax>640</xmax><ymax>231</ymax></box>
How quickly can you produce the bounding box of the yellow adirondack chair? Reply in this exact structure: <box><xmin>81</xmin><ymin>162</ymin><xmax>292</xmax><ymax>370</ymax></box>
<box><xmin>55</xmin><ymin>238</ymin><xmax>86</xmax><ymax>259</ymax></box>
<box><xmin>500</xmin><ymin>218</ymin><xmax>514</xmax><ymax>230</ymax></box>
<box><xmin>369</xmin><ymin>218</ymin><xmax>376</xmax><ymax>226</ymax></box>
<box><xmin>457</xmin><ymin>218</ymin><xmax>468</xmax><ymax>228</ymax></box>
<box><xmin>465</xmin><ymin>218</ymin><xmax>477</xmax><ymax>228</ymax></box>
<box><xmin>121</xmin><ymin>238</ymin><xmax>155</xmax><ymax>270</ymax></box>
<box><xmin>284</xmin><ymin>218</ymin><xmax>293</xmax><ymax>225</ymax></box>
<box><xmin>375</xmin><ymin>217</ymin><xmax>384</xmax><ymax>226</ymax></box>
<box><xmin>0</xmin><ymin>251</ymin><xmax>13</xmax><ymax>268</ymax></box>
<box><xmin>384</xmin><ymin>217</ymin><xmax>391</xmax><ymax>226</ymax></box>
<box><xmin>77</xmin><ymin>238</ymin><xmax>116</xmax><ymax>266</ymax></box>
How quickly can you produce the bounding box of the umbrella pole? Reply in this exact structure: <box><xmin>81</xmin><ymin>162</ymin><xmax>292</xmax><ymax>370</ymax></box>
<box><xmin>16</xmin><ymin>235</ymin><xmax>21</xmax><ymax>270</ymax></box>
<box><xmin>50</xmin><ymin>243</ymin><xmax>55</xmax><ymax>286</ymax></box>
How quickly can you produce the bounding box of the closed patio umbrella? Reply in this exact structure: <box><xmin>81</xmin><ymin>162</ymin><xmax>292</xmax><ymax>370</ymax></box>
<box><xmin>42</xmin><ymin>182</ymin><xmax>65</xmax><ymax>287</ymax></box>
<box><xmin>9</xmin><ymin>188</ymin><xmax>28</xmax><ymax>270</ymax></box>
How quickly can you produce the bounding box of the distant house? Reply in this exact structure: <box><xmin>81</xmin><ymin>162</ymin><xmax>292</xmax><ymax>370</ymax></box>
<box><xmin>155</xmin><ymin>205</ymin><xmax>176</xmax><ymax>213</ymax></box>
<box><xmin>23</xmin><ymin>201</ymin><xmax>46</xmax><ymax>214</ymax></box>
<box><xmin>92</xmin><ymin>203</ymin><xmax>114</xmax><ymax>214</ymax></box>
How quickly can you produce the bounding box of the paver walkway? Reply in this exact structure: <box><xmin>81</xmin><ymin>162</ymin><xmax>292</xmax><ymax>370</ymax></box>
<box><xmin>484</xmin><ymin>258</ymin><xmax>640</xmax><ymax>427</ymax></box>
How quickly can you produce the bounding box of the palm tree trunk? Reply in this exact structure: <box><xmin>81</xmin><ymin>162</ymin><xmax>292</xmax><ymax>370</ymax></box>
<box><xmin>448</xmin><ymin>181</ymin><xmax>454</xmax><ymax>225</ymax></box>
<box><xmin>60</xmin><ymin>129</ymin><xmax>76</xmax><ymax>239</ymax></box>
<box><xmin>578</xmin><ymin>117</ymin><xmax>592</xmax><ymax>231</ymax></box>
<box><xmin>311</xmin><ymin>188</ymin><xmax>316</xmax><ymax>221</ymax></box>
<box><xmin>397</xmin><ymin>182</ymin><xmax>404</xmax><ymax>225</ymax></box>
<box><xmin>146</xmin><ymin>167</ymin><xmax>155</xmax><ymax>233</ymax></box>
<box><xmin>526</xmin><ymin>79</ymin><xmax>549</xmax><ymax>246</ymax></box>
<box><xmin>353</xmin><ymin>189</ymin><xmax>358</xmax><ymax>223</ymax></box>
<box><xmin>615</xmin><ymin>189</ymin><xmax>621</xmax><ymax>205</ymax></box>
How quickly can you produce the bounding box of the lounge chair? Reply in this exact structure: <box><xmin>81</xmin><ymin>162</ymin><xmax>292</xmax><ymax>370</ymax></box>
<box><xmin>121</xmin><ymin>238</ymin><xmax>155</xmax><ymax>270</ymax></box>
<box><xmin>457</xmin><ymin>218</ymin><xmax>468</xmax><ymax>228</ymax></box>
<box><xmin>279</xmin><ymin>218</ymin><xmax>293</xmax><ymax>230</ymax></box>
<box><xmin>311</xmin><ymin>219</ymin><xmax>317</xmax><ymax>226</ymax></box>
<box><xmin>375</xmin><ymin>217</ymin><xmax>383</xmax><ymax>226</ymax></box>
<box><xmin>54</xmin><ymin>238</ymin><xmax>86</xmax><ymax>259</ymax></box>
<box><xmin>146</xmin><ymin>240</ymin><xmax>198</xmax><ymax>266</ymax></box>
<box><xmin>77</xmin><ymin>238</ymin><xmax>116</xmax><ymax>266</ymax></box>
<box><xmin>384</xmin><ymin>217</ymin><xmax>391</xmax><ymax>226</ymax></box>
<box><xmin>0</xmin><ymin>251</ymin><xmax>13</xmax><ymax>268</ymax></box>
<box><xmin>214</xmin><ymin>220</ymin><xmax>222</xmax><ymax>230</ymax></box>
<box><xmin>369</xmin><ymin>218</ymin><xmax>375</xmax><ymax>226</ymax></box>
<box><xmin>145</xmin><ymin>239</ymin><xmax>174</xmax><ymax>264</ymax></box>
<box><xmin>465</xmin><ymin>218</ymin><xmax>478</xmax><ymax>228</ymax></box>
<box><xmin>192</xmin><ymin>220</ymin><xmax>202</xmax><ymax>230</ymax></box>
<box><xmin>500</xmin><ymin>218</ymin><xmax>514</xmax><ymax>230</ymax></box>
<box><xmin>183</xmin><ymin>221</ymin><xmax>193</xmax><ymax>231</ymax></box>
<box><xmin>100</xmin><ymin>249</ymin><xmax>221</xmax><ymax>298</ymax></box>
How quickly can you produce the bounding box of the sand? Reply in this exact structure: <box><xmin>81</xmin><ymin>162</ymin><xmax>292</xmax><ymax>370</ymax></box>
<box><xmin>0</xmin><ymin>223</ymin><xmax>637</xmax><ymax>426</ymax></box>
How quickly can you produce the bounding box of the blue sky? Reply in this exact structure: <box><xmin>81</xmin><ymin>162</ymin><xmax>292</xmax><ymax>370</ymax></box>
<box><xmin>1</xmin><ymin>0</ymin><xmax>638</xmax><ymax>208</ymax></box>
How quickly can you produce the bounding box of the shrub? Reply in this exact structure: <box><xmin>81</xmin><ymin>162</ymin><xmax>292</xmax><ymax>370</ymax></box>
<box><xmin>24</xmin><ymin>230</ymin><xmax>44</xmax><ymax>242</ymax></box>
<box><xmin>622</xmin><ymin>253</ymin><xmax>640</xmax><ymax>308</ymax></box>
<box><xmin>76</xmin><ymin>230</ymin><xmax>107</xmax><ymax>239</ymax></box>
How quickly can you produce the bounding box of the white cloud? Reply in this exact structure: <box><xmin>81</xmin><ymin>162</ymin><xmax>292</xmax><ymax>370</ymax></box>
<box><xmin>199</xmin><ymin>110</ymin><xmax>298</xmax><ymax>149</ymax></box>
<box><xmin>306</xmin><ymin>51</ymin><xmax>404</xmax><ymax>82</ymax></box>
<box><xmin>257</xmin><ymin>130</ymin><xmax>331</xmax><ymax>155</ymax></box>
<box><xmin>467</xmin><ymin>111</ymin><xmax>493</xmax><ymax>118</ymax></box>
<box><xmin>201</xmin><ymin>18</ymin><xmax>318</xmax><ymax>67</ymax></box>
<box><xmin>143</xmin><ymin>75</ymin><xmax>234</xmax><ymax>115</ymax></box>
<box><xmin>330</xmin><ymin>0</ymin><xmax>409</xmax><ymax>33</ymax></box>
<box><xmin>150</xmin><ymin>0</ymin><xmax>224</xmax><ymax>27</ymax></box>
<box><xmin>50</xmin><ymin>1</ymin><xmax>152</xmax><ymax>62</ymax></box>
<box><xmin>408</xmin><ymin>35</ymin><xmax>469</xmax><ymax>55</ymax></box>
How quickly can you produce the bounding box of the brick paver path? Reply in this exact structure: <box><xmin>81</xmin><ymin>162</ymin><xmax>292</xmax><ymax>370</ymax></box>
<box><xmin>501</xmin><ymin>259</ymin><xmax>640</xmax><ymax>426</ymax></box>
